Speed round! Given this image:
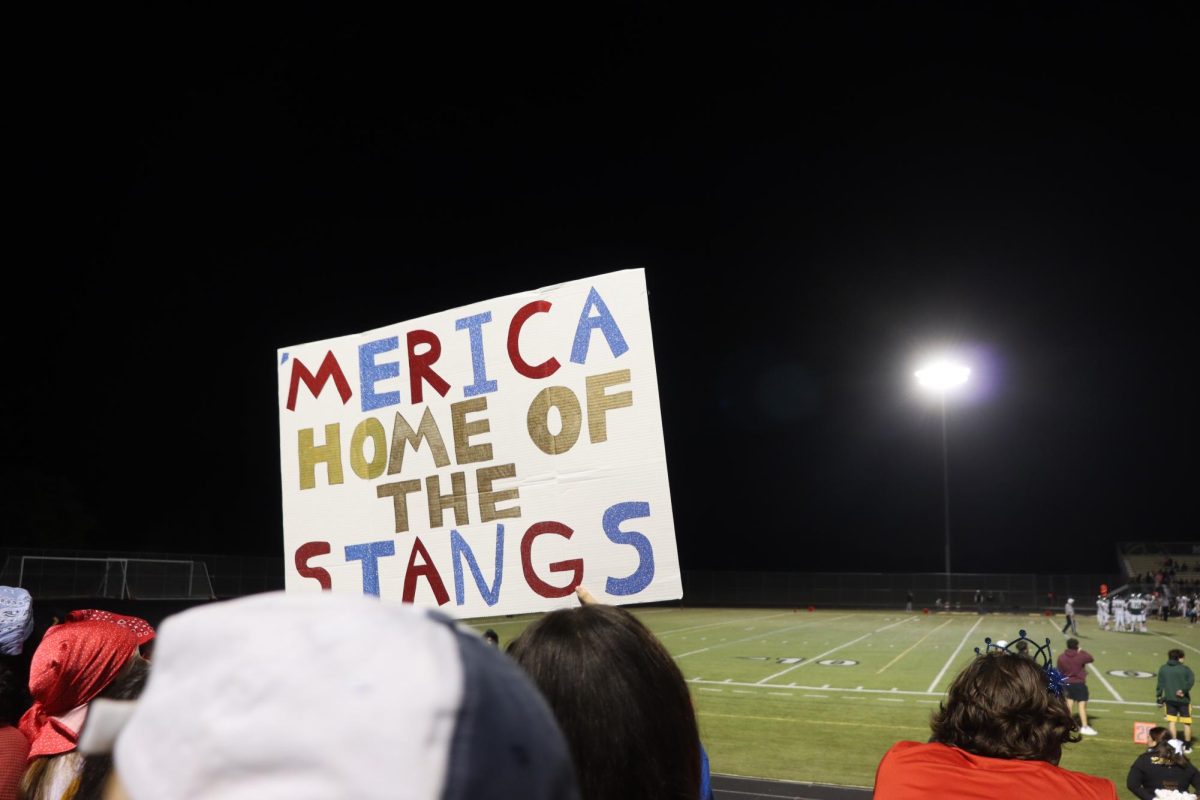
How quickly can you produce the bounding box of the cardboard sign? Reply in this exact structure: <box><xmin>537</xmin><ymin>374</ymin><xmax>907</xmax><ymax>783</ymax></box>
<box><xmin>278</xmin><ymin>269</ymin><xmax>680</xmax><ymax>617</ymax></box>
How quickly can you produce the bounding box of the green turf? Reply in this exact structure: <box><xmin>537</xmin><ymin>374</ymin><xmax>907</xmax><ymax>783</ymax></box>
<box><xmin>466</xmin><ymin>607</ymin><xmax>1200</xmax><ymax>799</ymax></box>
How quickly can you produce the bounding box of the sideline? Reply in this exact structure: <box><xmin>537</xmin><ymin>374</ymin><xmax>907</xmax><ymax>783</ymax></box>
<box><xmin>689</xmin><ymin>677</ymin><xmax>1159</xmax><ymax>706</ymax></box>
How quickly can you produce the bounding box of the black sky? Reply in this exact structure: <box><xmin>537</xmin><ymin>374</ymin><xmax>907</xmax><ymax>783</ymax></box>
<box><xmin>6</xmin><ymin>2</ymin><xmax>1196</xmax><ymax>575</ymax></box>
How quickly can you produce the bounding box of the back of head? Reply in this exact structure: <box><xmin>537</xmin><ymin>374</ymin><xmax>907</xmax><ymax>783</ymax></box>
<box><xmin>1168</xmin><ymin>648</ymin><xmax>1184</xmax><ymax>661</ymax></box>
<box><xmin>1150</xmin><ymin>736</ymin><xmax>1189</xmax><ymax>767</ymax></box>
<box><xmin>112</xmin><ymin>592</ymin><xmax>578</xmax><ymax>800</ymax></box>
<box><xmin>508</xmin><ymin>604</ymin><xmax>700</xmax><ymax>800</ymax></box>
<box><xmin>931</xmin><ymin>652</ymin><xmax>1077</xmax><ymax>764</ymax></box>
<box><xmin>1065</xmin><ymin>638</ymin><xmax>1079</xmax><ymax>650</ymax></box>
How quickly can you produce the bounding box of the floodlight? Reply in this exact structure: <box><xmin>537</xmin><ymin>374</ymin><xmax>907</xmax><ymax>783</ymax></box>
<box><xmin>914</xmin><ymin>361</ymin><xmax>971</xmax><ymax>391</ymax></box>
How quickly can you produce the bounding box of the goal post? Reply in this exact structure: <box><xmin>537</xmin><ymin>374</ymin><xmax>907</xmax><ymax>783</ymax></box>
<box><xmin>11</xmin><ymin>556</ymin><xmax>216</xmax><ymax>600</ymax></box>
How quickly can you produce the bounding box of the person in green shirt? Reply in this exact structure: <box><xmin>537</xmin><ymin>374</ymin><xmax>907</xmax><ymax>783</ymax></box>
<box><xmin>1158</xmin><ymin>649</ymin><xmax>1195</xmax><ymax>746</ymax></box>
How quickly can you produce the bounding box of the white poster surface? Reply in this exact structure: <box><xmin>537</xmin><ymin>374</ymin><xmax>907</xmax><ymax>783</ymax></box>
<box><xmin>278</xmin><ymin>268</ymin><xmax>680</xmax><ymax>617</ymax></box>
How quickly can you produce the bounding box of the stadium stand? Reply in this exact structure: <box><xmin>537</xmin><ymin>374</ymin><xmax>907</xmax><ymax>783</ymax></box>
<box><xmin>1118</xmin><ymin>541</ymin><xmax>1200</xmax><ymax>585</ymax></box>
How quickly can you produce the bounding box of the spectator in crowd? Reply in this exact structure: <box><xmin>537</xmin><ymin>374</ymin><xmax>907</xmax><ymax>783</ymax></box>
<box><xmin>1126</xmin><ymin>728</ymin><xmax>1199</xmax><ymax>799</ymax></box>
<box><xmin>873</xmin><ymin>651</ymin><xmax>1116</xmax><ymax>798</ymax></box>
<box><xmin>0</xmin><ymin>589</ymin><xmax>34</xmax><ymax>659</ymax></box>
<box><xmin>100</xmin><ymin>592</ymin><xmax>578</xmax><ymax>800</ymax></box>
<box><xmin>1157</xmin><ymin>649</ymin><xmax>1194</xmax><ymax>747</ymax></box>
<box><xmin>0</xmin><ymin>663</ymin><xmax>28</xmax><ymax>800</ymax></box>
<box><xmin>1057</xmin><ymin>638</ymin><xmax>1097</xmax><ymax>736</ymax></box>
<box><xmin>18</xmin><ymin>618</ymin><xmax>146</xmax><ymax>800</ymax></box>
<box><xmin>1147</xmin><ymin>726</ymin><xmax>1189</xmax><ymax>757</ymax></box>
<box><xmin>508</xmin><ymin>587</ymin><xmax>708</xmax><ymax>800</ymax></box>
<box><xmin>482</xmin><ymin>629</ymin><xmax>500</xmax><ymax>648</ymax></box>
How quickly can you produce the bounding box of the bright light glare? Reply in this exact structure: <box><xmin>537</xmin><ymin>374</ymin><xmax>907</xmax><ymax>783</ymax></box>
<box><xmin>915</xmin><ymin>361</ymin><xmax>971</xmax><ymax>391</ymax></box>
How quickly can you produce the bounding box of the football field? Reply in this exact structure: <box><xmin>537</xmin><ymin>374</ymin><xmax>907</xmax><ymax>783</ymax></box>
<box><xmin>468</xmin><ymin>607</ymin><xmax>1200</xmax><ymax>799</ymax></box>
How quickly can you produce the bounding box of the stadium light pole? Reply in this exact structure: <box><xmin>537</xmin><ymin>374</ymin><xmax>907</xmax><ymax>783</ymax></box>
<box><xmin>914</xmin><ymin>360</ymin><xmax>971</xmax><ymax>603</ymax></box>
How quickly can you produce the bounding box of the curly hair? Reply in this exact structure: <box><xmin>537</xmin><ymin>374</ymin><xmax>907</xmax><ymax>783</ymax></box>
<box><xmin>930</xmin><ymin>651</ymin><xmax>1079</xmax><ymax>764</ymax></box>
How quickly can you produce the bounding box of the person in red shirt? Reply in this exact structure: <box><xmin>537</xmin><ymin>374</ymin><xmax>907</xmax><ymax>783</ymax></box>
<box><xmin>1057</xmin><ymin>637</ymin><xmax>1097</xmax><ymax>735</ymax></box>
<box><xmin>874</xmin><ymin>650</ymin><xmax>1116</xmax><ymax>799</ymax></box>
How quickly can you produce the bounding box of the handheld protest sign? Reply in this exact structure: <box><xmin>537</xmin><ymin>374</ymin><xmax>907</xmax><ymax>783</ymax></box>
<box><xmin>278</xmin><ymin>269</ymin><xmax>680</xmax><ymax>617</ymax></box>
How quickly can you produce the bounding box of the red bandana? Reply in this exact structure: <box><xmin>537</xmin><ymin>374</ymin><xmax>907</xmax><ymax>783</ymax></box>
<box><xmin>64</xmin><ymin>609</ymin><xmax>156</xmax><ymax>646</ymax></box>
<box><xmin>18</xmin><ymin>620</ymin><xmax>138</xmax><ymax>759</ymax></box>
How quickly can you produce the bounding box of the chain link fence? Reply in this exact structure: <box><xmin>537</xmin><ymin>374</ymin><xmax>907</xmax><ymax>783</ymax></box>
<box><xmin>679</xmin><ymin>570</ymin><xmax>1118</xmax><ymax>612</ymax></box>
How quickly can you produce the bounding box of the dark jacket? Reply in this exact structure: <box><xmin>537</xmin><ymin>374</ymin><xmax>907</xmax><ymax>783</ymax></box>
<box><xmin>1126</xmin><ymin>750</ymin><xmax>1199</xmax><ymax>800</ymax></box>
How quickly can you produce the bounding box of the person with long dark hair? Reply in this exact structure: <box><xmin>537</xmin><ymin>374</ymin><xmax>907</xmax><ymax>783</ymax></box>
<box><xmin>874</xmin><ymin>650</ymin><xmax>1116</xmax><ymax>798</ymax></box>
<box><xmin>508</xmin><ymin>593</ymin><xmax>704</xmax><ymax>800</ymax></box>
<box><xmin>1127</xmin><ymin>729</ymin><xmax>1200</xmax><ymax>800</ymax></box>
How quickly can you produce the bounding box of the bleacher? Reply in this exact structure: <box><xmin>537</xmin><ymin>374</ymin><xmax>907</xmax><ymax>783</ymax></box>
<box><xmin>1117</xmin><ymin>541</ymin><xmax>1200</xmax><ymax>588</ymax></box>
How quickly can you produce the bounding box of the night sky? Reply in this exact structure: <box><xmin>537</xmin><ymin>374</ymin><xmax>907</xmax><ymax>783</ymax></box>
<box><xmin>7</xmin><ymin>3</ymin><xmax>1195</xmax><ymax>575</ymax></box>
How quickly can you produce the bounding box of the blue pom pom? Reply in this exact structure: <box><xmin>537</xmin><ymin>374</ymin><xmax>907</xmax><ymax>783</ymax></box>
<box><xmin>1044</xmin><ymin>666</ymin><xmax>1069</xmax><ymax>698</ymax></box>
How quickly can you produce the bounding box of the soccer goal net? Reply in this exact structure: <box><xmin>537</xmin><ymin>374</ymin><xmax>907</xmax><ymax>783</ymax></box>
<box><xmin>8</xmin><ymin>556</ymin><xmax>216</xmax><ymax>600</ymax></box>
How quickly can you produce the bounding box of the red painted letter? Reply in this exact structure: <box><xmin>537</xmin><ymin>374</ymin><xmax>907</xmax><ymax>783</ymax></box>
<box><xmin>507</xmin><ymin>301</ymin><xmax>561</xmax><ymax>379</ymax></box>
<box><xmin>407</xmin><ymin>330</ymin><xmax>451</xmax><ymax>404</ymax></box>
<box><xmin>521</xmin><ymin>521</ymin><xmax>583</xmax><ymax>598</ymax></box>
<box><xmin>295</xmin><ymin>541</ymin><xmax>332</xmax><ymax>590</ymax></box>
<box><xmin>402</xmin><ymin>536</ymin><xmax>450</xmax><ymax>605</ymax></box>
<box><xmin>286</xmin><ymin>351</ymin><xmax>353</xmax><ymax>411</ymax></box>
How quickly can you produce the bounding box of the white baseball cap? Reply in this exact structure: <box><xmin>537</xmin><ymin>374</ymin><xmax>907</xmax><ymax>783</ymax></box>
<box><xmin>83</xmin><ymin>592</ymin><xmax>579</xmax><ymax>800</ymax></box>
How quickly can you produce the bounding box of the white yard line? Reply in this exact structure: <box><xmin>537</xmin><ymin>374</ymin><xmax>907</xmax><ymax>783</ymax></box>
<box><xmin>654</xmin><ymin>611</ymin><xmax>793</xmax><ymax>637</ymax></box>
<box><xmin>688</xmin><ymin>677</ymin><xmax>1159</xmax><ymax>706</ymax></box>
<box><xmin>877</xmin><ymin>618</ymin><xmax>954</xmax><ymax>674</ymax></box>
<box><xmin>927</xmin><ymin>617</ymin><xmax>983</xmax><ymax>693</ymax></box>
<box><xmin>675</xmin><ymin>614</ymin><xmax>853</xmax><ymax>658</ymax></box>
<box><xmin>1151</xmin><ymin>632</ymin><xmax>1200</xmax><ymax>656</ymax></box>
<box><xmin>755</xmin><ymin>617</ymin><xmax>918</xmax><ymax>684</ymax></box>
<box><xmin>1087</xmin><ymin>662</ymin><xmax>1125</xmax><ymax>703</ymax></box>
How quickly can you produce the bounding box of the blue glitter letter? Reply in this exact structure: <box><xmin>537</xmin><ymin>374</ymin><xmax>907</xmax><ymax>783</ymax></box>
<box><xmin>603</xmin><ymin>502</ymin><xmax>654</xmax><ymax>596</ymax></box>
<box><xmin>344</xmin><ymin>540</ymin><xmax>397</xmax><ymax>597</ymax></box>
<box><xmin>359</xmin><ymin>337</ymin><xmax>402</xmax><ymax>412</ymax></box>
<box><xmin>569</xmin><ymin>287</ymin><xmax>629</xmax><ymax>364</ymax></box>
<box><xmin>450</xmin><ymin>525</ymin><xmax>504</xmax><ymax>606</ymax></box>
<box><xmin>455</xmin><ymin>312</ymin><xmax>499</xmax><ymax>397</ymax></box>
